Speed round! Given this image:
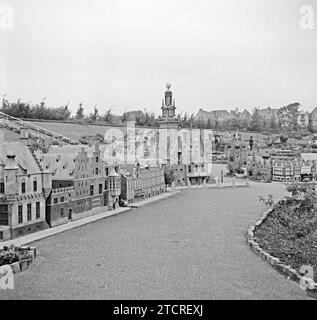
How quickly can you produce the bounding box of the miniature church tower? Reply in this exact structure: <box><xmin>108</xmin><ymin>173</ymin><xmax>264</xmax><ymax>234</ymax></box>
<box><xmin>159</xmin><ymin>83</ymin><xmax>179</xmax><ymax>129</ymax></box>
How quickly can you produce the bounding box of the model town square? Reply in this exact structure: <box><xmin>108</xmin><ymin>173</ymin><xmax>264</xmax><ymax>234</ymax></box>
<box><xmin>0</xmin><ymin>0</ymin><xmax>317</xmax><ymax>305</ymax></box>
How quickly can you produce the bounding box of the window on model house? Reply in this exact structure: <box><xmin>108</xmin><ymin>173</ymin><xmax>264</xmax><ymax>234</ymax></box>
<box><xmin>96</xmin><ymin>167</ymin><xmax>99</xmax><ymax>175</ymax></box>
<box><xmin>0</xmin><ymin>204</ymin><xmax>8</xmax><ymax>226</ymax></box>
<box><xmin>22</xmin><ymin>180</ymin><xmax>26</xmax><ymax>194</ymax></box>
<box><xmin>53</xmin><ymin>198</ymin><xmax>58</xmax><ymax>204</ymax></box>
<box><xmin>18</xmin><ymin>205</ymin><xmax>23</xmax><ymax>224</ymax></box>
<box><xmin>99</xmin><ymin>184</ymin><xmax>103</xmax><ymax>194</ymax></box>
<box><xmin>27</xmin><ymin>203</ymin><xmax>32</xmax><ymax>221</ymax></box>
<box><xmin>33</xmin><ymin>180</ymin><xmax>37</xmax><ymax>192</ymax></box>
<box><xmin>36</xmin><ymin>202</ymin><xmax>40</xmax><ymax>219</ymax></box>
<box><xmin>90</xmin><ymin>185</ymin><xmax>94</xmax><ymax>196</ymax></box>
<box><xmin>0</xmin><ymin>182</ymin><xmax>4</xmax><ymax>193</ymax></box>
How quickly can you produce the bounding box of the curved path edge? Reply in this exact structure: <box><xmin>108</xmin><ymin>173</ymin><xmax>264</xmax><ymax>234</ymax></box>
<box><xmin>247</xmin><ymin>207</ymin><xmax>317</xmax><ymax>298</ymax></box>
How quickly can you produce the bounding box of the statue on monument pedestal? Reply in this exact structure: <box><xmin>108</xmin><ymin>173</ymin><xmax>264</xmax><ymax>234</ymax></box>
<box><xmin>166</xmin><ymin>95</ymin><xmax>171</xmax><ymax>106</ymax></box>
<box><xmin>165</xmin><ymin>83</ymin><xmax>172</xmax><ymax>107</ymax></box>
<box><xmin>159</xmin><ymin>83</ymin><xmax>179</xmax><ymax>128</ymax></box>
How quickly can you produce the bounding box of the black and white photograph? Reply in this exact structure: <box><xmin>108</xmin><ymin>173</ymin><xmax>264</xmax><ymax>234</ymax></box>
<box><xmin>0</xmin><ymin>0</ymin><xmax>317</xmax><ymax>305</ymax></box>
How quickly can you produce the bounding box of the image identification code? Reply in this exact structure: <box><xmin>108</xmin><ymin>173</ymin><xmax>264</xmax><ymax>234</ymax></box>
<box><xmin>113</xmin><ymin>304</ymin><xmax>203</xmax><ymax>317</ymax></box>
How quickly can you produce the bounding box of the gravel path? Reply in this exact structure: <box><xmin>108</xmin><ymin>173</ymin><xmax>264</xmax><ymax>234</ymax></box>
<box><xmin>1</xmin><ymin>183</ymin><xmax>310</xmax><ymax>299</ymax></box>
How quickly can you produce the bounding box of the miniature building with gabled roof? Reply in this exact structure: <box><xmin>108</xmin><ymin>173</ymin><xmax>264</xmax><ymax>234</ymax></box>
<box><xmin>0</xmin><ymin>141</ymin><xmax>51</xmax><ymax>240</ymax></box>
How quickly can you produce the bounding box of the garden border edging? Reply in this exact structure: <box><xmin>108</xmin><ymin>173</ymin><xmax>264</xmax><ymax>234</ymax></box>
<box><xmin>247</xmin><ymin>207</ymin><xmax>317</xmax><ymax>297</ymax></box>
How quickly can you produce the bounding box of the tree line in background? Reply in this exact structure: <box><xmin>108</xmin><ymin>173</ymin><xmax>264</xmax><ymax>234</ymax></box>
<box><xmin>1</xmin><ymin>98</ymin><xmax>72</xmax><ymax>121</ymax></box>
<box><xmin>196</xmin><ymin>103</ymin><xmax>313</xmax><ymax>133</ymax></box>
<box><xmin>0</xmin><ymin>98</ymin><xmax>157</xmax><ymax>127</ymax></box>
<box><xmin>0</xmin><ymin>98</ymin><xmax>313</xmax><ymax>133</ymax></box>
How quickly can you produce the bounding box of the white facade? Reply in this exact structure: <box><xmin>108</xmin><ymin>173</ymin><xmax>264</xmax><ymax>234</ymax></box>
<box><xmin>298</xmin><ymin>110</ymin><xmax>309</xmax><ymax>128</ymax></box>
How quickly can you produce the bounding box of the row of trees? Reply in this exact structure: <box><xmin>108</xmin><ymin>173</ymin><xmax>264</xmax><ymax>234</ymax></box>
<box><xmin>75</xmin><ymin>103</ymin><xmax>116</xmax><ymax>124</ymax></box>
<box><xmin>0</xmin><ymin>98</ymin><xmax>118</xmax><ymax>124</ymax></box>
<box><xmin>0</xmin><ymin>98</ymin><xmax>196</xmax><ymax>128</ymax></box>
<box><xmin>1</xmin><ymin>98</ymin><xmax>71</xmax><ymax>121</ymax></box>
<box><xmin>121</xmin><ymin>110</ymin><xmax>158</xmax><ymax>127</ymax></box>
<box><xmin>1</xmin><ymin>98</ymin><xmax>312</xmax><ymax>133</ymax></box>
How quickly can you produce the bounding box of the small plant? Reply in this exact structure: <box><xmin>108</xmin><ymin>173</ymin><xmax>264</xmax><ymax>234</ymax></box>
<box><xmin>259</xmin><ymin>194</ymin><xmax>275</xmax><ymax>207</ymax></box>
<box><xmin>226</xmin><ymin>160</ymin><xmax>243</xmax><ymax>176</ymax></box>
<box><xmin>0</xmin><ymin>247</ymin><xmax>32</xmax><ymax>266</ymax></box>
<box><xmin>0</xmin><ymin>251</ymin><xmax>19</xmax><ymax>266</ymax></box>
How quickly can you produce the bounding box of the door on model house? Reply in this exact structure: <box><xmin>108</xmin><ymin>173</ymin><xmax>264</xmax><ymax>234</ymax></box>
<box><xmin>68</xmin><ymin>208</ymin><xmax>72</xmax><ymax>220</ymax></box>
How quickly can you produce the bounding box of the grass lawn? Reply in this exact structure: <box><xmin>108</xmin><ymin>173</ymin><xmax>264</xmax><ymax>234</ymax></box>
<box><xmin>30</xmin><ymin>121</ymin><xmax>120</xmax><ymax>140</ymax></box>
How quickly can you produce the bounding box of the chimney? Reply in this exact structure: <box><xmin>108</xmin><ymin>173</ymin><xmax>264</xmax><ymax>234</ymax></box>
<box><xmin>4</xmin><ymin>152</ymin><xmax>19</xmax><ymax>200</ymax></box>
<box><xmin>20</xmin><ymin>127</ymin><xmax>29</xmax><ymax>141</ymax></box>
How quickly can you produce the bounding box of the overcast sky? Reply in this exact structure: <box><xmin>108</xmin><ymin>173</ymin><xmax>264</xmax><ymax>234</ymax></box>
<box><xmin>0</xmin><ymin>0</ymin><xmax>316</xmax><ymax>115</ymax></box>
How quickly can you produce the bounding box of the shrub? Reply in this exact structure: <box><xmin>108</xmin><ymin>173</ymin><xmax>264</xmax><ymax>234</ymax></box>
<box><xmin>257</xmin><ymin>182</ymin><xmax>317</xmax><ymax>270</ymax></box>
<box><xmin>0</xmin><ymin>251</ymin><xmax>19</xmax><ymax>266</ymax></box>
<box><xmin>0</xmin><ymin>247</ymin><xmax>32</xmax><ymax>266</ymax></box>
<box><xmin>259</xmin><ymin>194</ymin><xmax>274</xmax><ymax>207</ymax></box>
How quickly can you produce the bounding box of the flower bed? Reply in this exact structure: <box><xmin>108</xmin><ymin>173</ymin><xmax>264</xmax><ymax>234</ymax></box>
<box><xmin>255</xmin><ymin>207</ymin><xmax>317</xmax><ymax>273</ymax></box>
<box><xmin>249</xmin><ymin>182</ymin><xmax>317</xmax><ymax>297</ymax></box>
<box><xmin>255</xmin><ymin>183</ymin><xmax>317</xmax><ymax>274</ymax></box>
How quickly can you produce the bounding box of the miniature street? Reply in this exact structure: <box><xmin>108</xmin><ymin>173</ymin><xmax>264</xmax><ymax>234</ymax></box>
<box><xmin>1</xmin><ymin>181</ymin><xmax>310</xmax><ymax>300</ymax></box>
